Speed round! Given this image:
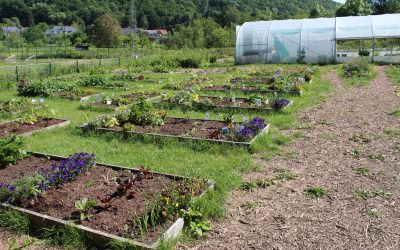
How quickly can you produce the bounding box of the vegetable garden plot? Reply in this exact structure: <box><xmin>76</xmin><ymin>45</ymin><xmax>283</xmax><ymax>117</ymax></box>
<box><xmin>0</xmin><ymin>152</ymin><xmax>214</xmax><ymax>249</ymax></box>
<box><xmin>0</xmin><ymin>118</ymin><xmax>70</xmax><ymax>137</ymax></box>
<box><xmin>160</xmin><ymin>95</ymin><xmax>293</xmax><ymax>112</ymax></box>
<box><xmin>201</xmin><ymin>85</ymin><xmax>302</xmax><ymax>96</ymax></box>
<box><xmin>56</xmin><ymin>90</ymin><xmax>103</xmax><ymax>102</ymax></box>
<box><xmin>80</xmin><ymin>92</ymin><xmax>161</xmax><ymax>111</ymax></box>
<box><xmin>80</xmin><ymin>117</ymin><xmax>270</xmax><ymax>147</ymax></box>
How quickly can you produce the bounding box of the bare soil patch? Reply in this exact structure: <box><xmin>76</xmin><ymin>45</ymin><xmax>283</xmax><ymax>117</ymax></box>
<box><xmin>0</xmin><ymin>119</ymin><xmax>67</xmax><ymax>137</ymax></box>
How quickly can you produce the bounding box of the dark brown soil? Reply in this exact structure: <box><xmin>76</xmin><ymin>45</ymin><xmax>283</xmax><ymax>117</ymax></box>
<box><xmin>121</xmin><ymin>92</ymin><xmax>159</xmax><ymax>101</ymax></box>
<box><xmin>112</xmin><ymin>117</ymin><xmax>240</xmax><ymax>141</ymax></box>
<box><xmin>0</xmin><ymin>155</ymin><xmax>58</xmax><ymax>182</ymax></box>
<box><xmin>0</xmin><ymin>118</ymin><xmax>67</xmax><ymax>137</ymax></box>
<box><xmin>18</xmin><ymin>165</ymin><xmax>180</xmax><ymax>244</ymax></box>
<box><xmin>198</xmin><ymin>96</ymin><xmax>270</xmax><ymax>109</ymax></box>
<box><xmin>230</xmin><ymin>77</ymin><xmax>274</xmax><ymax>84</ymax></box>
<box><xmin>86</xmin><ymin>92</ymin><xmax>159</xmax><ymax>110</ymax></box>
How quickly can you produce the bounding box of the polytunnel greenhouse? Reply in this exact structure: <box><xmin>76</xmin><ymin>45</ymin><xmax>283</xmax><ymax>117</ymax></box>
<box><xmin>235</xmin><ymin>13</ymin><xmax>400</xmax><ymax>64</ymax></box>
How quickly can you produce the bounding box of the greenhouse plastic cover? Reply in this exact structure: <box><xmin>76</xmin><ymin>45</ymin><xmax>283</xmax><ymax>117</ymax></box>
<box><xmin>235</xmin><ymin>14</ymin><xmax>400</xmax><ymax>64</ymax></box>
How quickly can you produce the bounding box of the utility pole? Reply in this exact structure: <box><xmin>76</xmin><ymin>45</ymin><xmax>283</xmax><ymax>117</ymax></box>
<box><xmin>131</xmin><ymin>0</ymin><xmax>137</xmax><ymax>29</ymax></box>
<box><xmin>130</xmin><ymin>0</ymin><xmax>137</xmax><ymax>58</ymax></box>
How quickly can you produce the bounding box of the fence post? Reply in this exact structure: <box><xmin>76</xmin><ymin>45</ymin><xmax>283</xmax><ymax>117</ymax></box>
<box><xmin>76</xmin><ymin>60</ymin><xmax>79</xmax><ymax>73</ymax></box>
<box><xmin>49</xmin><ymin>63</ymin><xmax>52</xmax><ymax>77</ymax></box>
<box><xmin>99</xmin><ymin>58</ymin><xmax>101</xmax><ymax>66</ymax></box>
<box><xmin>16</xmin><ymin>66</ymin><xmax>19</xmax><ymax>82</ymax></box>
<box><xmin>118</xmin><ymin>57</ymin><xmax>121</xmax><ymax>66</ymax></box>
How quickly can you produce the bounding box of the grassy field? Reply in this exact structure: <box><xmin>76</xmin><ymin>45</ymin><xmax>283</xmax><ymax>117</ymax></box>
<box><xmin>0</xmin><ymin>60</ymin><xmax>334</xmax><ymax>248</ymax></box>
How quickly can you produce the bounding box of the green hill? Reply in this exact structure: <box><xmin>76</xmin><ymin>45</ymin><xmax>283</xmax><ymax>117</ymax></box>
<box><xmin>0</xmin><ymin>0</ymin><xmax>340</xmax><ymax>29</ymax></box>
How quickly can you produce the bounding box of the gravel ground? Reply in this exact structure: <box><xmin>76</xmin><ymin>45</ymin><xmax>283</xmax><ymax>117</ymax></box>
<box><xmin>179</xmin><ymin>66</ymin><xmax>400</xmax><ymax>250</ymax></box>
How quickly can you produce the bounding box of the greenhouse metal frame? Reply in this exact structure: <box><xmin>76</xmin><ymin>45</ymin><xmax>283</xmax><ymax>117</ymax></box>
<box><xmin>235</xmin><ymin>14</ymin><xmax>400</xmax><ymax>64</ymax></box>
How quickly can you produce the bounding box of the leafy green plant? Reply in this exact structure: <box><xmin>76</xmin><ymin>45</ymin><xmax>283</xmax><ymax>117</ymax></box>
<box><xmin>356</xmin><ymin>167</ymin><xmax>370</xmax><ymax>176</ymax></box>
<box><xmin>0</xmin><ymin>136</ymin><xmax>26</xmax><ymax>168</ymax></box>
<box><xmin>342</xmin><ymin>58</ymin><xmax>371</xmax><ymax>78</ymax></box>
<box><xmin>74</xmin><ymin>198</ymin><xmax>97</xmax><ymax>220</ymax></box>
<box><xmin>305</xmin><ymin>187</ymin><xmax>327</xmax><ymax>198</ymax></box>
<box><xmin>355</xmin><ymin>189</ymin><xmax>393</xmax><ymax>200</ymax></box>
<box><xmin>181</xmin><ymin>207</ymin><xmax>211</xmax><ymax>238</ymax></box>
<box><xmin>274</xmin><ymin>168</ymin><xmax>297</xmax><ymax>181</ymax></box>
<box><xmin>18</xmin><ymin>79</ymin><xmax>74</xmax><ymax>97</ymax></box>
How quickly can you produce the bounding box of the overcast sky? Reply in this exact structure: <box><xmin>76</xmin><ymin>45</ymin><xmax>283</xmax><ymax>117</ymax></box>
<box><xmin>333</xmin><ymin>0</ymin><xmax>346</xmax><ymax>3</ymax></box>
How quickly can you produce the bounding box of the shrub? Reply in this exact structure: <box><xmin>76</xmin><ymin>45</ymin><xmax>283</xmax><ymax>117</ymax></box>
<box><xmin>18</xmin><ymin>80</ymin><xmax>74</xmax><ymax>97</ymax></box>
<box><xmin>359</xmin><ymin>49</ymin><xmax>370</xmax><ymax>57</ymax></box>
<box><xmin>0</xmin><ymin>136</ymin><xmax>26</xmax><ymax>169</ymax></box>
<box><xmin>209</xmin><ymin>54</ymin><xmax>218</xmax><ymax>64</ymax></box>
<box><xmin>80</xmin><ymin>75</ymin><xmax>108</xmax><ymax>87</ymax></box>
<box><xmin>177</xmin><ymin>58</ymin><xmax>201</xmax><ymax>68</ymax></box>
<box><xmin>342</xmin><ymin>58</ymin><xmax>370</xmax><ymax>78</ymax></box>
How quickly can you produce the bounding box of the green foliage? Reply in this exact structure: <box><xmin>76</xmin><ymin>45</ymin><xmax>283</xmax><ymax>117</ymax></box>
<box><xmin>41</xmin><ymin>224</ymin><xmax>89</xmax><ymax>249</ymax></box>
<box><xmin>0</xmin><ymin>174</ymin><xmax>45</xmax><ymax>204</ymax></box>
<box><xmin>80</xmin><ymin>75</ymin><xmax>108</xmax><ymax>87</ymax></box>
<box><xmin>355</xmin><ymin>189</ymin><xmax>393</xmax><ymax>200</ymax></box>
<box><xmin>342</xmin><ymin>58</ymin><xmax>371</xmax><ymax>78</ymax></box>
<box><xmin>74</xmin><ymin>198</ymin><xmax>97</xmax><ymax>220</ymax></box>
<box><xmin>359</xmin><ymin>49</ymin><xmax>371</xmax><ymax>57</ymax></box>
<box><xmin>181</xmin><ymin>207</ymin><xmax>211</xmax><ymax>238</ymax></box>
<box><xmin>336</xmin><ymin>0</ymin><xmax>372</xmax><ymax>17</ymax></box>
<box><xmin>305</xmin><ymin>187</ymin><xmax>327</xmax><ymax>198</ymax></box>
<box><xmin>88</xmin><ymin>100</ymin><xmax>167</xmax><ymax>128</ymax></box>
<box><xmin>0</xmin><ymin>136</ymin><xmax>26</xmax><ymax>169</ymax></box>
<box><xmin>0</xmin><ymin>208</ymin><xmax>30</xmax><ymax>234</ymax></box>
<box><xmin>92</xmin><ymin>15</ymin><xmax>122</xmax><ymax>48</ymax></box>
<box><xmin>18</xmin><ymin>79</ymin><xmax>74</xmax><ymax>97</ymax></box>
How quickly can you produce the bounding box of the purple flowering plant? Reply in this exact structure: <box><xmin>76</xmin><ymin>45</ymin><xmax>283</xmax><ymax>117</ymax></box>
<box><xmin>235</xmin><ymin>117</ymin><xmax>267</xmax><ymax>141</ymax></box>
<box><xmin>0</xmin><ymin>152</ymin><xmax>95</xmax><ymax>204</ymax></box>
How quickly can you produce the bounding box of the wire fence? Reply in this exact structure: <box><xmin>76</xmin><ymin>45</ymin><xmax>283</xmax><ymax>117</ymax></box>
<box><xmin>0</xmin><ymin>57</ymin><xmax>134</xmax><ymax>88</ymax></box>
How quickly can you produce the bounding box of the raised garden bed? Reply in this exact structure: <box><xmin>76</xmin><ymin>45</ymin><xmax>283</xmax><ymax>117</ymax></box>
<box><xmin>80</xmin><ymin>117</ymin><xmax>270</xmax><ymax>147</ymax></box>
<box><xmin>160</xmin><ymin>96</ymin><xmax>293</xmax><ymax>112</ymax></box>
<box><xmin>80</xmin><ymin>92</ymin><xmax>161</xmax><ymax>111</ymax></box>
<box><xmin>0</xmin><ymin>118</ymin><xmax>70</xmax><ymax>137</ymax></box>
<box><xmin>0</xmin><ymin>152</ymin><xmax>214</xmax><ymax>249</ymax></box>
<box><xmin>57</xmin><ymin>91</ymin><xmax>103</xmax><ymax>102</ymax></box>
<box><xmin>201</xmin><ymin>85</ymin><xmax>302</xmax><ymax>96</ymax></box>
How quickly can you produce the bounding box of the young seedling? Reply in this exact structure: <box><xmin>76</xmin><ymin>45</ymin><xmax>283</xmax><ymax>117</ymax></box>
<box><xmin>368</xmin><ymin>153</ymin><xmax>385</xmax><ymax>161</ymax></box>
<box><xmin>356</xmin><ymin>167</ymin><xmax>370</xmax><ymax>176</ymax></box>
<box><xmin>366</xmin><ymin>208</ymin><xmax>379</xmax><ymax>218</ymax></box>
<box><xmin>355</xmin><ymin>189</ymin><xmax>393</xmax><ymax>200</ymax></box>
<box><xmin>241</xmin><ymin>182</ymin><xmax>257</xmax><ymax>192</ymax></box>
<box><xmin>274</xmin><ymin>168</ymin><xmax>297</xmax><ymax>181</ymax></box>
<box><xmin>345</xmin><ymin>148</ymin><xmax>361</xmax><ymax>158</ymax></box>
<box><xmin>305</xmin><ymin>187</ymin><xmax>327</xmax><ymax>198</ymax></box>
<box><xmin>74</xmin><ymin>198</ymin><xmax>96</xmax><ymax>221</ymax></box>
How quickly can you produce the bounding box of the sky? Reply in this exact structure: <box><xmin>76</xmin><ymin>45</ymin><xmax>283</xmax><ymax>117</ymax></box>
<box><xmin>333</xmin><ymin>0</ymin><xmax>346</xmax><ymax>3</ymax></box>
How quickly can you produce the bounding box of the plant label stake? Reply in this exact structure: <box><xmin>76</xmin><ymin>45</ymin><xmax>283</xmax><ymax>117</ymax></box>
<box><xmin>255</xmin><ymin>99</ymin><xmax>262</xmax><ymax>107</ymax></box>
<box><xmin>205</xmin><ymin>113</ymin><xmax>209</xmax><ymax>120</ymax></box>
<box><xmin>221</xmin><ymin>127</ymin><xmax>229</xmax><ymax>135</ymax></box>
<box><xmin>231</xmin><ymin>96</ymin><xmax>236</xmax><ymax>103</ymax></box>
<box><xmin>107</xmin><ymin>99</ymin><xmax>112</xmax><ymax>105</ymax></box>
<box><xmin>264</xmin><ymin>99</ymin><xmax>269</xmax><ymax>105</ymax></box>
<box><xmin>32</xmin><ymin>99</ymin><xmax>36</xmax><ymax>104</ymax></box>
<box><xmin>96</xmin><ymin>96</ymin><xmax>101</xmax><ymax>103</ymax></box>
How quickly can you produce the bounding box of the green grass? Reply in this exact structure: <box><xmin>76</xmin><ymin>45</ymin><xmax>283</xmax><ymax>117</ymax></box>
<box><xmin>386</xmin><ymin>66</ymin><xmax>400</xmax><ymax>86</ymax></box>
<box><xmin>341</xmin><ymin>65</ymin><xmax>377</xmax><ymax>87</ymax></box>
<box><xmin>305</xmin><ymin>187</ymin><xmax>327</xmax><ymax>198</ymax></box>
<box><xmin>0</xmin><ymin>62</ymin><xmax>333</xmax><ymax>248</ymax></box>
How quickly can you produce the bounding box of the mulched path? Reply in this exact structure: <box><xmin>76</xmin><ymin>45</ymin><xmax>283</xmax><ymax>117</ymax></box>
<box><xmin>179</xmin><ymin>66</ymin><xmax>400</xmax><ymax>249</ymax></box>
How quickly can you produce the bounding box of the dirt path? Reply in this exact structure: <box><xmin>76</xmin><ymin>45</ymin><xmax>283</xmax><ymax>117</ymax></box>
<box><xmin>181</xmin><ymin>66</ymin><xmax>400</xmax><ymax>250</ymax></box>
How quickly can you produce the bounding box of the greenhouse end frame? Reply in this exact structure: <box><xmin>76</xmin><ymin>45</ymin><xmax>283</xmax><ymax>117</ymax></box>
<box><xmin>235</xmin><ymin>14</ymin><xmax>400</xmax><ymax>65</ymax></box>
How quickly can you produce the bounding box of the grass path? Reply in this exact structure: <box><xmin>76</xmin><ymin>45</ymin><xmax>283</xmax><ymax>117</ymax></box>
<box><xmin>182</xmin><ymin>66</ymin><xmax>400</xmax><ymax>249</ymax></box>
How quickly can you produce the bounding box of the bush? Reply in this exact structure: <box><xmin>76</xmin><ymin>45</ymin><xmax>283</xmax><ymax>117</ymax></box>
<box><xmin>80</xmin><ymin>75</ymin><xmax>108</xmax><ymax>87</ymax></box>
<box><xmin>0</xmin><ymin>136</ymin><xmax>26</xmax><ymax>169</ymax></box>
<box><xmin>209</xmin><ymin>54</ymin><xmax>218</xmax><ymax>64</ymax></box>
<box><xmin>18</xmin><ymin>80</ymin><xmax>74</xmax><ymax>97</ymax></box>
<box><xmin>359</xmin><ymin>49</ymin><xmax>370</xmax><ymax>57</ymax></box>
<box><xmin>177</xmin><ymin>58</ymin><xmax>201</xmax><ymax>68</ymax></box>
<box><xmin>342</xmin><ymin>58</ymin><xmax>371</xmax><ymax>78</ymax></box>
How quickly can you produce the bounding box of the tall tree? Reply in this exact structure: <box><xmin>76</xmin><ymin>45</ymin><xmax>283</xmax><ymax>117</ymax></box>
<box><xmin>336</xmin><ymin>0</ymin><xmax>372</xmax><ymax>16</ymax></box>
<box><xmin>371</xmin><ymin>0</ymin><xmax>400</xmax><ymax>14</ymax></box>
<box><xmin>92</xmin><ymin>15</ymin><xmax>122</xmax><ymax>48</ymax></box>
